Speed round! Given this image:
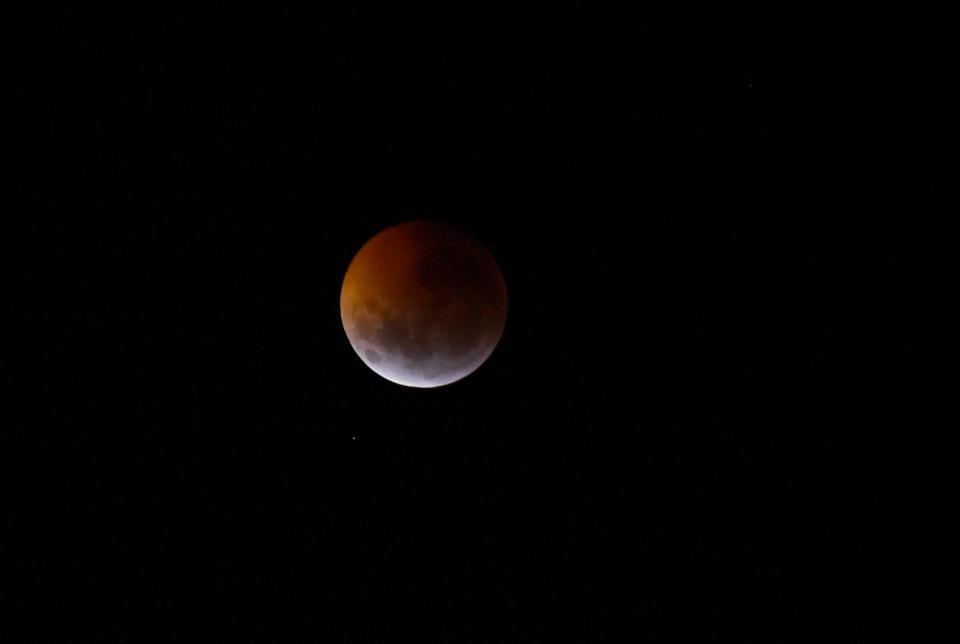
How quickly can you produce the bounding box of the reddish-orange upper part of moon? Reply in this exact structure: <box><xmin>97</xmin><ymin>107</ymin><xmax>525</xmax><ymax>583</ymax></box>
<box><xmin>340</xmin><ymin>220</ymin><xmax>507</xmax><ymax>388</ymax></box>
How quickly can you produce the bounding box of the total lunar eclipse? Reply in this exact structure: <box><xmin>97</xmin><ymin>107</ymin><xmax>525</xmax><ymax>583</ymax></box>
<box><xmin>340</xmin><ymin>220</ymin><xmax>508</xmax><ymax>388</ymax></box>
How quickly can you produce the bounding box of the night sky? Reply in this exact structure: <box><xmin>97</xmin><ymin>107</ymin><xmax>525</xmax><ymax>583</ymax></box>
<box><xmin>6</xmin><ymin>5</ymin><xmax>942</xmax><ymax>642</ymax></box>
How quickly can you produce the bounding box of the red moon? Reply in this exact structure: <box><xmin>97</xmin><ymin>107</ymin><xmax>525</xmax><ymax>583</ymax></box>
<box><xmin>340</xmin><ymin>221</ymin><xmax>508</xmax><ymax>388</ymax></box>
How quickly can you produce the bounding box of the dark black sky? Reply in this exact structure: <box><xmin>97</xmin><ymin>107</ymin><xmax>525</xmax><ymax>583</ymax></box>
<box><xmin>5</xmin><ymin>4</ymin><xmax>943</xmax><ymax>642</ymax></box>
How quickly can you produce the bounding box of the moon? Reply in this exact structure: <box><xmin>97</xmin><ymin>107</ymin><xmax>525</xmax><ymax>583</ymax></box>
<box><xmin>340</xmin><ymin>220</ymin><xmax>508</xmax><ymax>388</ymax></box>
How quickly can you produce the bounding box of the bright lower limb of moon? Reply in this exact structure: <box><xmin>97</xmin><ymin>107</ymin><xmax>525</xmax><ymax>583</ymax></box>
<box><xmin>341</xmin><ymin>299</ymin><xmax>502</xmax><ymax>388</ymax></box>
